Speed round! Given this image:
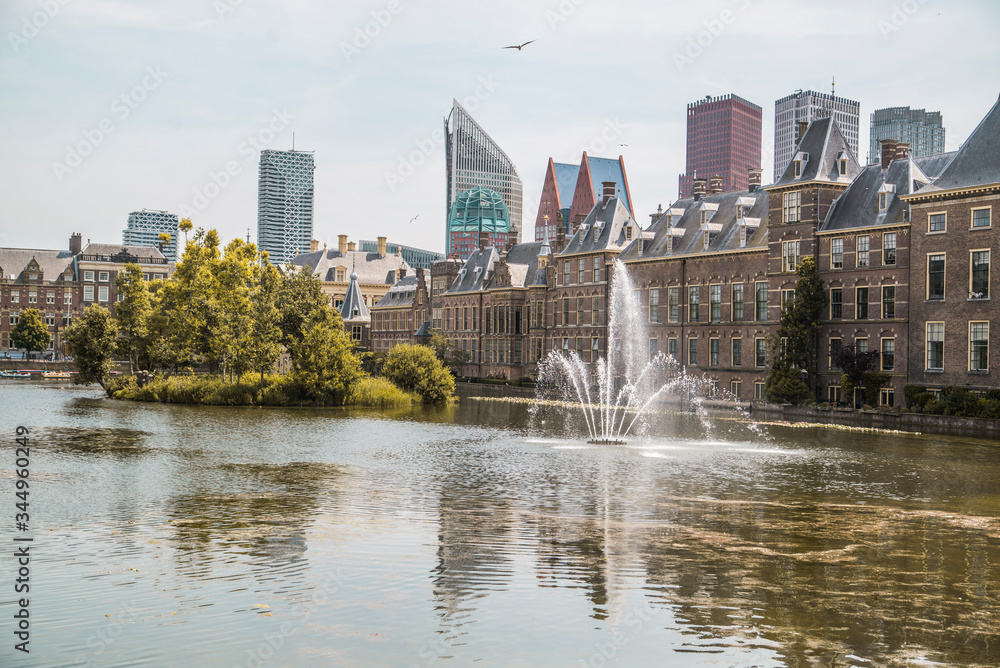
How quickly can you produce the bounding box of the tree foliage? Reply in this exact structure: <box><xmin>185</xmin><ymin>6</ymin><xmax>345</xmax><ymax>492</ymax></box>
<box><xmin>767</xmin><ymin>256</ymin><xmax>826</xmax><ymax>403</ymax></box>
<box><xmin>11</xmin><ymin>308</ymin><xmax>49</xmax><ymax>357</ymax></box>
<box><xmin>836</xmin><ymin>343</ymin><xmax>881</xmax><ymax>401</ymax></box>
<box><xmin>65</xmin><ymin>305</ymin><xmax>118</xmax><ymax>391</ymax></box>
<box><xmin>382</xmin><ymin>343</ymin><xmax>455</xmax><ymax>404</ymax></box>
<box><xmin>288</xmin><ymin>308</ymin><xmax>362</xmax><ymax>405</ymax></box>
<box><xmin>114</xmin><ymin>263</ymin><xmax>151</xmax><ymax>373</ymax></box>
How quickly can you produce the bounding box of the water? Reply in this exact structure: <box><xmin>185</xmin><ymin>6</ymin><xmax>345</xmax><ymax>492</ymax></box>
<box><xmin>2</xmin><ymin>382</ymin><xmax>1000</xmax><ymax>667</ymax></box>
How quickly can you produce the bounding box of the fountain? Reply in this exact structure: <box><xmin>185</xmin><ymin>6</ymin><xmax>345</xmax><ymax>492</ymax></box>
<box><xmin>536</xmin><ymin>259</ymin><xmax>724</xmax><ymax>444</ymax></box>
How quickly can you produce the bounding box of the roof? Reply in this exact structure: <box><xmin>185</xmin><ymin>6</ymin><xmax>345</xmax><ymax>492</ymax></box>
<box><xmin>553</xmin><ymin>162</ymin><xmax>580</xmax><ymax>207</ymax></box>
<box><xmin>558</xmin><ymin>197</ymin><xmax>642</xmax><ymax>256</ymax></box>
<box><xmin>911</xmin><ymin>97</ymin><xmax>1000</xmax><ymax>194</ymax></box>
<box><xmin>373</xmin><ymin>275</ymin><xmax>419</xmax><ymax>308</ymax></box>
<box><xmin>585</xmin><ymin>156</ymin><xmax>632</xmax><ymax>213</ymax></box>
<box><xmin>79</xmin><ymin>243</ymin><xmax>168</xmax><ymax>260</ymax></box>
<box><xmin>912</xmin><ymin>151</ymin><xmax>957</xmax><ymax>180</ymax></box>
<box><xmin>447</xmin><ymin>186</ymin><xmax>511</xmax><ymax>234</ymax></box>
<box><xmin>821</xmin><ymin>158</ymin><xmax>928</xmax><ymax>232</ymax></box>
<box><xmin>772</xmin><ymin>117</ymin><xmax>861</xmax><ymax>187</ymax></box>
<box><xmin>291</xmin><ymin>248</ymin><xmax>410</xmax><ymax>285</ymax></box>
<box><xmin>492</xmin><ymin>241</ymin><xmax>547</xmax><ymax>289</ymax></box>
<box><xmin>339</xmin><ymin>271</ymin><xmax>370</xmax><ymax>322</ymax></box>
<box><xmin>445</xmin><ymin>247</ymin><xmax>498</xmax><ymax>294</ymax></box>
<box><xmin>0</xmin><ymin>248</ymin><xmax>75</xmax><ymax>281</ymax></box>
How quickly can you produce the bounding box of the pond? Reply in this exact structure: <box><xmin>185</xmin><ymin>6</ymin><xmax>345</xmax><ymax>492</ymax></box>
<box><xmin>1</xmin><ymin>382</ymin><xmax>999</xmax><ymax>667</ymax></box>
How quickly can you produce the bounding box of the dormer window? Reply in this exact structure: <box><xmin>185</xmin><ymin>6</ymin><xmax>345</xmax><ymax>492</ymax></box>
<box><xmin>878</xmin><ymin>192</ymin><xmax>888</xmax><ymax>211</ymax></box>
<box><xmin>625</xmin><ymin>226</ymin><xmax>633</xmax><ymax>240</ymax></box>
<box><xmin>665</xmin><ymin>235</ymin><xmax>673</xmax><ymax>253</ymax></box>
<box><xmin>839</xmin><ymin>158</ymin><xmax>847</xmax><ymax>175</ymax></box>
<box><xmin>736</xmin><ymin>205</ymin><xmax>743</xmax><ymax>220</ymax></box>
<box><xmin>703</xmin><ymin>231</ymin><xmax>710</xmax><ymax>250</ymax></box>
<box><xmin>794</xmin><ymin>161</ymin><xmax>802</xmax><ymax>177</ymax></box>
<box><xmin>739</xmin><ymin>225</ymin><xmax>747</xmax><ymax>248</ymax></box>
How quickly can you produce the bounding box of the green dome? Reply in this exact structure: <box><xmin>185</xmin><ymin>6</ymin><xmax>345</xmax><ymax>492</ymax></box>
<box><xmin>447</xmin><ymin>187</ymin><xmax>511</xmax><ymax>234</ymax></box>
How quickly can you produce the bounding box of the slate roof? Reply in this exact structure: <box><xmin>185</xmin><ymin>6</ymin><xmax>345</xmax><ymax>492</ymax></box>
<box><xmin>618</xmin><ymin>187</ymin><xmax>769</xmax><ymax>262</ymax></box>
<box><xmin>0</xmin><ymin>248</ymin><xmax>75</xmax><ymax>281</ymax></box>
<box><xmin>912</xmin><ymin>151</ymin><xmax>957</xmax><ymax>180</ymax></box>
<box><xmin>911</xmin><ymin>96</ymin><xmax>1000</xmax><ymax>194</ymax></box>
<box><xmin>553</xmin><ymin>162</ymin><xmax>580</xmax><ymax>208</ymax></box>
<box><xmin>373</xmin><ymin>275</ymin><xmax>419</xmax><ymax>308</ymax></box>
<box><xmin>79</xmin><ymin>243</ymin><xmax>167</xmax><ymax>260</ymax></box>
<box><xmin>772</xmin><ymin>117</ymin><xmax>861</xmax><ymax>187</ymax></box>
<box><xmin>558</xmin><ymin>196</ymin><xmax>641</xmax><ymax>256</ymax></box>
<box><xmin>821</xmin><ymin>158</ymin><xmax>928</xmax><ymax>232</ymax></box>
<box><xmin>291</xmin><ymin>248</ymin><xmax>410</xmax><ymax>285</ymax></box>
<box><xmin>445</xmin><ymin>247</ymin><xmax>499</xmax><ymax>294</ymax></box>
<box><xmin>339</xmin><ymin>271</ymin><xmax>370</xmax><ymax>323</ymax></box>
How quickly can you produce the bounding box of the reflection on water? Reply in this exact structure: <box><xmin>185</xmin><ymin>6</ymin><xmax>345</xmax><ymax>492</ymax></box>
<box><xmin>2</xmin><ymin>384</ymin><xmax>999</xmax><ymax>667</ymax></box>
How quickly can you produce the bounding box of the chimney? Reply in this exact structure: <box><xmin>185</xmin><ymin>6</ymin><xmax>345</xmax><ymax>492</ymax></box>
<box><xmin>796</xmin><ymin>120</ymin><xmax>809</xmax><ymax>145</ymax></box>
<box><xmin>880</xmin><ymin>139</ymin><xmax>898</xmax><ymax>170</ymax></box>
<box><xmin>69</xmin><ymin>233</ymin><xmax>82</xmax><ymax>255</ymax></box>
<box><xmin>602</xmin><ymin>181</ymin><xmax>616</xmax><ymax>204</ymax></box>
<box><xmin>708</xmin><ymin>174</ymin><xmax>723</xmax><ymax>194</ymax></box>
<box><xmin>895</xmin><ymin>142</ymin><xmax>910</xmax><ymax>161</ymax></box>
<box><xmin>691</xmin><ymin>178</ymin><xmax>707</xmax><ymax>201</ymax></box>
<box><xmin>555</xmin><ymin>225</ymin><xmax>565</xmax><ymax>254</ymax></box>
<box><xmin>348</xmin><ymin>242</ymin><xmax>356</xmax><ymax>251</ymax></box>
<box><xmin>747</xmin><ymin>167</ymin><xmax>763</xmax><ymax>191</ymax></box>
<box><xmin>478</xmin><ymin>229</ymin><xmax>490</xmax><ymax>251</ymax></box>
<box><xmin>338</xmin><ymin>234</ymin><xmax>348</xmax><ymax>255</ymax></box>
<box><xmin>399</xmin><ymin>267</ymin><xmax>407</xmax><ymax>279</ymax></box>
<box><xmin>309</xmin><ymin>239</ymin><xmax>320</xmax><ymax>252</ymax></box>
<box><xmin>377</xmin><ymin>236</ymin><xmax>387</xmax><ymax>257</ymax></box>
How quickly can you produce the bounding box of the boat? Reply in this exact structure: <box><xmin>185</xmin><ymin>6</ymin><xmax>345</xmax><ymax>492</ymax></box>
<box><xmin>42</xmin><ymin>371</ymin><xmax>73</xmax><ymax>379</ymax></box>
<box><xmin>0</xmin><ymin>371</ymin><xmax>32</xmax><ymax>378</ymax></box>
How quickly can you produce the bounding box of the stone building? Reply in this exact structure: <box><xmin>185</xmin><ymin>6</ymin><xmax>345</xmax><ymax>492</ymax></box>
<box><xmin>289</xmin><ymin>235</ymin><xmax>410</xmax><ymax>311</ymax></box>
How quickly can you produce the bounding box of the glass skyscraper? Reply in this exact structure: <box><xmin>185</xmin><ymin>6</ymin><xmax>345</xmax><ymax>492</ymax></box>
<box><xmin>774</xmin><ymin>90</ymin><xmax>860</xmax><ymax>180</ymax></box>
<box><xmin>122</xmin><ymin>209</ymin><xmax>180</xmax><ymax>261</ymax></box>
<box><xmin>445</xmin><ymin>100</ymin><xmax>522</xmax><ymax>257</ymax></box>
<box><xmin>257</xmin><ymin>149</ymin><xmax>315</xmax><ymax>264</ymax></box>
<box><xmin>869</xmin><ymin>107</ymin><xmax>945</xmax><ymax>165</ymax></box>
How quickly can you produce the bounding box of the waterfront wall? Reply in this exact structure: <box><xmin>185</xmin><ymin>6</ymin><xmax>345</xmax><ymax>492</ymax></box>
<box><xmin>753</xmin><ymin>402</ymin><xmax>1000</xmax><ymax>439</ymax></box>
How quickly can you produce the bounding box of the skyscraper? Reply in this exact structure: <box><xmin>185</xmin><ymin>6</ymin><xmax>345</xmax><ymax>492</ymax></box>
<box><xmin>774</xmin><ymin>89</ymin><xmax>860</xmax><ymax>180</ymax></box>
<box><xmin>122</xmin><ymin>209</ymin><xmax>180</xmax><ymax>261</ymax></box>
<box><xmin>869</xmin><ymin>107</ymin><xmax>945</xmax><ymax>164</ymax></box>
<box><xmin>678</xmin><ymin>93</ymin><xmax>762</xmax><ymax>199</ymax></box>
<box><xmin>447</xmin><ymin>186</ymin><xmax>511</xmax><ymax>260</ymax></box>
<box><xmin>257</xmin><ymin>149</ymin><xmax>315</xmax><ymax>264</ymax></box>
<box><xmin>444</xmin><ymin>99</ymin><xmax>522</xmax><ymax>256</ymax></box>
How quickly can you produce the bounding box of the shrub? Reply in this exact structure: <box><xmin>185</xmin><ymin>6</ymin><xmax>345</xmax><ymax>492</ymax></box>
<box><xmin>381</xmin><ymin>343</ymin><xmax>455</xmax><ymax>404</ymax></box>
<box><xmin>861</xmin><ymin>373</ymin><xmax>891</xmax><ymax>408</ymax></box>
<box><xmin>904</xmin><ymin>384</ymin><xmax>926</xmax><ymax>410</ymax></box>
<box><xmin>764</xmin><ymin>366</ymin><xmax>811</xmax><ymax>404</ymax></box>
<box><xmin>347</xmin><ymin>376</ymin><xmax>418</xmax><ymax>407</ymax></box>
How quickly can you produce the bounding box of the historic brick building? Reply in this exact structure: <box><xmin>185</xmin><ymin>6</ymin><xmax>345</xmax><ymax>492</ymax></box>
<box><xmin>370</xmin><ymin>268</ymin><xmax>429</xmax><ymax>353</ymax></box>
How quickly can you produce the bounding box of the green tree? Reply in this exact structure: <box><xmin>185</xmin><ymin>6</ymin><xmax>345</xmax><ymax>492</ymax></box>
<box><xmin>382</xmin><ymin>343</ymin><xmax>455</xmax><ymax>404</ymax></box>
<box><xmin>65</xmin><ymin>305</ymin><xmax>118</xmax><ymax>392</ymax></box>
<box><xmin>114</xmin><ymin>263</ymin><xmax>151</xmax><ymax>373</ymax></box>
<box><xmin>277</xmin><ymin>265</ymin><xmax>330</xmax><ymax>347</ymax></box>
<box><xmin>429</xmin><ymin>329</ymin><xmax>470</xmax><ymax>376</ymax></box>
<box><xmin>213</xmin><ymin>238</ymin><xmax>259</xmax><ymax>381</ymax></box>
<box><xmin>246</xmin><ymin>259</ymin><xmax>283</xmax><ymax>386</ymax></box>
<box><xmin>836</xmin><ymin>344</ymin><xmax>881</xmax><ymax>405</ymax></box>
<box><xmin>767</xmin><ymin>256</ymin><xmax>827</xmax><ymax>403</ymax></box>
<box><xmin>288</xmin><ymin>309</ymin><xmax>362</xmax><ymax>404</ymax></box>
<box><xmin>10</xmin><ymin>309</ymin><xmax>49</xmax><ymax>359</ymax></box>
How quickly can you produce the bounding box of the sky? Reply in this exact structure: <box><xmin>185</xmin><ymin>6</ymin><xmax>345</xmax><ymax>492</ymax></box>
<box><xmin>1</xmin><ymin>0</ymin><xmax>999</xmax><ymax>256</ymax></box>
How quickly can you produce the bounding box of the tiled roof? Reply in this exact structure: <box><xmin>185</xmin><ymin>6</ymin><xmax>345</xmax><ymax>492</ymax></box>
<box><xmin>339</xmin><ymin>272</ymin><xmax>370</xmax><ymax>322</ymax></box>
<box><xmin>772</xmin><ymin>117</ymin><xmax>861</xmax><ymax>187</ymax></box>
<box><xmin>911</xmin><ymin>97</ymin><xmax>1000</xmax><ymax>194</ymax></box>
<box><xmin>291</xmin><ymin>248</ymin><xmax>410</xmax><ymax>285</ymax></box>
<box><xmin>821</xmin><ymin>158</ymin><xmax>925</xmax><ymax>232</ymax></box>
<box><xmin>373</xmin><ymin>275</ymin><xmax>419</xmax><ymax>308</ymax></box>
<box><xmin>490</xmin><ymin>241</ymin><xmax>546</xmax><ymax>289</ymax></box>
<box><xmin>559</xmin><ymin>197</ymin><xmax>641</xmax><ymax>256</ymax></box>
<box><xmin>445</xmin><ymin>248</ymin><xmax>498</xmax><ymax>294</ymax></box>
<box><xmin>80</xmin><ymin>243</ymin><xmax>167</xmax><ymax>260</ymax></box>
<box><xmin>0</xmin><ymin>248</ymin><xmax>75</xmax><ymax>281</ymax></box>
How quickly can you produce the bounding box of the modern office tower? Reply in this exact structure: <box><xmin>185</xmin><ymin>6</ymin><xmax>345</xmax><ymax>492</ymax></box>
<box><xmin>447</xmin><ymin>186</ymin><xmax>511</xmax><ymax>260</ymax></box>
<box><xmin>534</xmin><ymin>153</ymin><xmax>634</xmax><ymax>242</ymax></box>
<box><xmin>444</xmin><ymin>99</ymin><xmax>522</xmax><ymax>256</ymax></box>
<box><xmin>869</xmin><ymin>107</ymin><xmax>945</xmax><ymax>164</ymax></box>
<box><xmin>122</xmin><ymin>209</ymin><xmax>180</xmax><ymax>261</ymax></box>
<box><xmin>257</xmin><ymin>149</ymin><xmax>315</xmax><ymax>264</ymax></box>
<box><xmin>677</xmin><ymin>94</ymin><xmax>762</xmax><ymax>199</ymax></box>
<box><xmin>774</xmin><ymin>89</ymin><xmax>860</xmax><ymax>180</ymax></box>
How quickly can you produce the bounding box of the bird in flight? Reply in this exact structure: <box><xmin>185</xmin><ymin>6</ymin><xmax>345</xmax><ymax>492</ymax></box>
<box><xmin>409</xmin><ymin>215</ymin><xmax>419</xmax><ymax>224</ymax></box>
<box><xmin>502</xmin><ymin>40</ymin><xmax>535</xmax><ymax>51</ymax></box>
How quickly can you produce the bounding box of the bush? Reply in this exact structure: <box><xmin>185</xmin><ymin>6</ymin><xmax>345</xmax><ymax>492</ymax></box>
<box><xmin>764</xmin><ymin>367</ymin><xmax>811</xmax><ymax>404</ymax></box>
<box><xmin>904</xmin><ymin>384</ymin><xmax>926</xmax><ymax>410</ymax></box>
<box><xmin>347</xmin><ymin>376</ymin><xmax>418</xmax><ymax>407</ymax></box>
<box><xmin>381</xmin><ymin>343</ymin><xmax>455</xmax><ymax>404</ymax></box>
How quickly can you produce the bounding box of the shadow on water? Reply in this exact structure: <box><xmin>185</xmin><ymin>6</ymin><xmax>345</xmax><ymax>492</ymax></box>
<box><xmin>36</xmin><ymin>425</ymin><xmax>151</xmax><ymax>458</ymax></box>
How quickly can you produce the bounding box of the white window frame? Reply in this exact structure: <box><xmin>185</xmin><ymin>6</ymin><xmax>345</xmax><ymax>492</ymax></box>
<box><xmin>969</xmin><ymin>249</ymin><xmax>990</xmax><ymax>300</ymax></box>
<box><xmin>831</xmin><ymin>237</ymin><xmax>843</xmax><ymax>269</ymax></box>
<box><xmin>782</xmin><ymin>191</ymin><xmax>801</xmax><ymax>223</ymax></box>
<box><xmin>928</xmin><ymin>211</ymin><xmax>946</xmax><ymax>234</ymax></box>
<box><xmin>969</xmin><ymin>321</ymin><xmax>989</xmax><ymax>372</ymax></box>
<box><xmin>971</xmin><ymin>206</ymin><xmax>991</xmax><ymax>229</ymax></box>
<box><xmin>926</xmin><ymin>321</ymin><xmax>944</xmax><ymax>371</ymax></box>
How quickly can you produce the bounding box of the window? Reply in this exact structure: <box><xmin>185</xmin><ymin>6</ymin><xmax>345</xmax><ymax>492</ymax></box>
<box><xmin>649</xmin><ymin>288</ymin><xmax>659</xmax><ymax>323</ymax></box>
<box><xmin>755</xmin><ymin>338</ymin><xmax>766</xmax><ymax>367</ymax></box>
<box><xmin>562</xmin><ymin>298</ymin><xmax>569</xmax><ymax>326</ymax></box>
<box><xmin>688</xmin><ymin>286</ymin><xmax>699</xmax><ymax>322</ymax></box>
<box><xmin>731</xmin><ymin>283</ymin><xmax>744</xmax><ymax>321</ymax></box>
<box><xmin>731</xmin><ymin>380</ymin><xmax>741</xmax><ymax>399</ymax></box>
<box><xmin>10</xmin><ymin>290</ymin><xmax>19</xmax><ymax>303</ymax></box>
<box><xmin>592</xmin><ymin>297</ymin><xmax>600</xmax><ymax>324</ymax></box>
<box><xmin>739</xmin><ymin>225</ymin><xmax>747</xmax><ymax>247</ymax></box>
<box><xmin>781</xmin><ymin>289</ymin><xmax>795</xmax><ymax>310</ymax></box>
<box><xmin>755</xmin><ymin>282</ymin><xmax>768</xmax><ymax>321</ymax></box>
<box><xmin>856</xmin><ymin>287</ymin><xmax>869</xmax><ymax>319</ymax></box>
<box><xmin>882</xmin><ymin>286</ymin><xmax>895</xmax><ymax>319</ymax></box>
<box><xmin>28</xmin><ymin>291</ymin><xmax>37</xmax><ymax>304</ymax></box>
<box><xmin>754</xmin><ymin>381</ymin><xmax>766</xmax><ymax>400</ymax></box>
<box><xmin>927</xmin><ymin>254</ymin><xmax>945</xmax><ymax>300</ymax></box>
<box><xmin>831</xmin><ymin>238</ymin><xmax>843</xmax><ymax>269</ymax></box>
<box><xmin>649</xmin><ymin>338</ymin><xmax>658</xmax><ymax>362</ymax></box>
<box><xmin>84</xmin><ymin>285</ymin><xmax>94</xmax><ymax>301</ymax></box>
<box><xmin>857</xmin><ymin>235</ymin><xmax>869</xmax><ymax>267</ymax></box>
<box><xmin>668</xmin><ymin>287</ymin><xmax>680</xmax><ymax>323</ymax></box>
<box><xmin>577</xmin><ymin>297</ymin><xmax>586</xmax><ymax>325</ymax></box>
<box><xmin>878</xmin><ymin>192</ymin><xmax>888</xmax><ymax>210</ymax></box>
<box><xmin>592</xmin><ymin>337</ymin><xmax>599</xmax><ymax>360</ymax></box>
<box><xmin>709</xmin><ymin>285</ymin><xmax>721</xmax><ymax>322</ymax></box>
<box><xmin>46</xmin><ymin>292</ymin><xmax>54</xmax><ymax>304</ymax></box>
<box><xmin>839</xmin><ymin>159</ymin><xmax>847</xmax><ymax>176</ymax></box>
<box><xmin>562</xmin><ymin>338</ymin><xmax>569</xmax><ymax>356</ymax></box>
<box><xmin>972</xmin><ymin>207</ymin><xmax>991</xmax><ymax>228</ymax></box>
<box><xmin>794</xmin><ymin>161</ymin><xmax>801</xmax><ymax>177</ymax></box>
<box><xmin>829</xmin><ymin>337</ymin><xmax>842</xmax><ymax>370</ymax></box>
<box><xmin>668</xmin><ymin>338</ymin><xmax>677</xmax><ymax>361</ymax></box>
<box><xmin>594</xmin><ymin>256</ymin><xmax>602</xmax><ymax>282</ymax></box>
<box><xmin>782</xmin><ymin>191</ymin><xmax>801</xmax><ymax>223</ymax></box>
<box><xmin>929</xmin><ymin>212</ymin><xmax>946</xmax><ymax>233</ymax></box>
<box><xmin>732</xmin><ymin>338</ymin><xmax>742</xmax><ymax>367</ymax></box>
<box><xmin>84</xmin><ymin>271</ymin><xmax>94</xmax><ymax>282</ymax></box>
<box><xmin>856</xmin><ymin>337</ymin><xmax>868</xmax><ymax>355</ymax></box>
<box><xmin>971</xmin><ymin>250</ymin><xmax>989</xmax><ymax>299</ymax></box>
<box><xmin>881</xmin><ymin>338</ymin><xmax>895</xmax><ymax>371</ymax></box>
<box><xmin>926</xmin><ymin>322</ymin><xmax>944</xmax><ymax>370</ymax></box>
<box><xmin>564</xmin><ymin>261</ymin><xmax>571</xmax><ymax>285</ymax></box>
<box><xmin>576</xmin><ymin>258</ymin><xmax>585</xmax><ymax>283</ymax></box>
<box><xmin>883</xmin><ymin>232</ymin><xmax>896</xmax><ymax>265</ymax></box>
<box><xmin>782</xmin><ymin>240</ymin><xmax>800</xmax><ymax>272</ymax></box>
<box><xmin>829</xmin><ymin>385</ymin><xmax>843</xmax><ymax>404</ymax></box>
<box><xmin>98</xmin><ymin>271</ymin><xmax>109</xmax><ymax>282</ymax></box>
<box><xmin>709</xmin><ymin>338</ymin><xmax>719</xmax><ymax>367</ymax></box>
<box><xmin>830</xmin><ymin>288</ymin><xmax>842</xmax><ymax>319</ymax></box>
<box><xmin>880</xmin><ymin>388</ymin><xmax>895</xmax><ymax>408</ymax></box>
<box><xmin>625</xmin><ymin>226</ymin><xmax>633</xmax><ymax>240</ymax></box>
<box><xmin>970</xmin><ymin>322</ymin><xmax>989</xmax><ymax>371</ymax></box>
<box><xmin>688</xmin><ymin>338</ymin><xmax>698</xmax><ymax>366</ymax></box>
<box><xmin>98</xmin><ymin>286</ymin><xmax>108</xmax><ymax>302</ymax></box>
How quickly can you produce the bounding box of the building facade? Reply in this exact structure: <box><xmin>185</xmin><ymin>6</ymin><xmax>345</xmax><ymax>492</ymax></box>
<box><xmin>122</xmin><ymin>209</ymin><xmax>180</xmax><ymax>261</ymax></box>
<box><xmin>257</xmin><ymin>149</ymin><xmax>315</xmax><ymax>264</ymax></box>
<box><xmin>869</xmin><ymin>106</ymin><xmax>946</xmax><ymax>165</ymax></box>
<box><xmin>445</xmin><ymin>99</ymin><xmax>523</xmax><ymax>255</ymax></box>
<box><xmin>447</xmin><ymin>187</ymin><xmax>513</xmax><ymax>261</ymax></box>
<box><xmin>774</xmin><ymin>89</ymin><xmax>860</xmax><ymax>181</ymax></box>
<box><xmin>678</xmin><ymin>93</ymin><xmax>762</xmax><ymax>200</ymax></box>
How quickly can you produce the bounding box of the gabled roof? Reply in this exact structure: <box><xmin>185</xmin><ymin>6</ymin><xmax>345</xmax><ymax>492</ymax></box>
<box><xmin>821</xmin><ymin>158</ymin><xmax>925</xmax><ymax>232</ymax></box>
<box><xmin>0</xmin><ymin>248</ymin><xmax>75</xmax><ymax>281</ymax></box>
<box><xmin>291</xmin><ymin>248</ymin><xmax>410</xmax><ymax>285</ymax></box>
<box><xmin>79</xmin><ymin>243</ymin><xmax>167</xmax><ymax>260</ymax></box>
<box><xmin>910</xmin><ymin>97</ymin><xmax>1000</xmax><ymax>195</ymax></box>
<box><xmin>487</xmin><ymin>241</ymin><xmax>546</xmax><ymax>290</ymax></box>
<box><xmin>339</xmin><ymin>271</ymin><xmax>370</xmax><ymax>323</ymax></box>
<box><xmin>559</xmin><ymin>196</ymin><xmax>641</xmax><ymax>256</ymax></box>
<box><xmin>772</xmin><ymin>117</ymin><xmax>861</xmax><ymax>187</ymax></box>
<box><xmin>912</xmin><ymin>151</ymin><xmax>957</xmax><ymax>180</ymax></box>
<box><xmin>553</xmin><ymin>161</ymin><xmax>580</xmax><ymax>207</ymax></box>
<box><xmin>445</xmin><ymin>247</ymin><xmax>499</xmax><ymax>294</ymax></box>
<box><xmin>584</xmin><ymin>155</ymin><xmax>633</xmax><ymax>213</ymax></box>
<box><xmin>373</xmin><ymin>275</ymin><xmax>420</xmax><ymax>308</ymax></box>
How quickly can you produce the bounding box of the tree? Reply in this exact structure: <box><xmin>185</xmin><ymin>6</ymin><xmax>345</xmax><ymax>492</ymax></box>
<box><xmin>429</xmin><ymin>330</ymin><xmax>471</xmax><ymax>376</ymax></box>
<box><xmin>246</xmin><ymin>260</ymin><xmax>283</xmax><ymax>386</ymax></box>
<box><xmin>835</xmin><ymin>344</ymin><xmax>881</xmax><ymax>405</ymax></box>
<box><xmin>767</xmin><ymin>256</ymin><xmax>827</xmax><ymax>402</ymax></box>
<box><xmin>114</xmin><ymin>263</ymin><xmax>151</xmax><ymax>373</ymax></box>
<box><xmin>288</xmin><ymin>309</ymin><xmax>362</xmax><ymax>404</ymax></box>
<box><xmin>382</xmin><ymin>343</ymin><xmax>455</xmax><ymax>404</ymax></box>
<box><xmin>277</xmin><ymin>265</ymin><xmax>330</xmax><ymax>347</ymax></box>
<box><xmin>10</xmin><ymin>309</ymin><xmax>49</xmax><ymax>359</ymax></box>
<box><xmin>65</xmin><ymin>305</ymin><xmax>118</xmax><ymax>392</ymax></box>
